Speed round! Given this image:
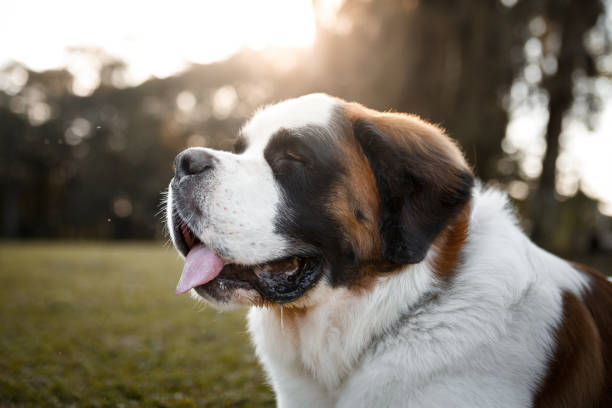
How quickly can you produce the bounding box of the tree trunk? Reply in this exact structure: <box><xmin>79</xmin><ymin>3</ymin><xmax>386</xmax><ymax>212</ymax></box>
<box><xmin>530</xmin><ymin>0</ymin><xmax>600</xmax><ymax>250</ymax></box>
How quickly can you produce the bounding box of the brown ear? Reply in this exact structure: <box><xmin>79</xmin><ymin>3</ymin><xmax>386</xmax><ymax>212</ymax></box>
<box><xmin>353</xmin><ymin>116</ymin><xmax>473</xmax><ymax>265</ymax></box>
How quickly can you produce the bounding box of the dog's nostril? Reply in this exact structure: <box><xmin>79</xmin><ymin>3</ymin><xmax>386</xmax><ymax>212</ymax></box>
<box><xmin>181</xmin><ymin>155</ymin><xmax>212</xmax><ymax>174</ymax></box>
<box><xmin>174</xmin><ymin>148</ymin><xmax>216</xmax><ymax>180</ymax></box>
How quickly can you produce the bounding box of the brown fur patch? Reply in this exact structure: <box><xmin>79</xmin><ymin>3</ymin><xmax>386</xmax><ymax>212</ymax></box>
<box><xmin>324</xmin><ymin>117</ymin><xmax>391</xmax><ymax>292</ymax></box>
<box><xmin>328</xmin><ymin>134</ymin><xmax>381</xmax><ymax>261</ymax></box>
<box><xmin>431</xmin><ymin>202</ymin><xmax>471</xmax><ymax>282</ymax></box>
<box><xmin>344</xmin><ymin>102</ymin><xmax>470</xmax><ymax>174</ymax></box>
<box><xmin>534</xmin><ymin>269</ymin><xmax>612</xmax><ymax>407</ymax></box>
<box><xmin>337</xmin><ymin>101</ymin><xmax>472</xmax><ymax>288</ymax></box>
<box><xmin>271</xmin><ymin>303</ymin><xmax>308</xmax><ymax>333</ymax></box>
<box><xmin>571</xmin><ymin>264</ymin><xmax>612</xmax><ymax>406</ymax></box>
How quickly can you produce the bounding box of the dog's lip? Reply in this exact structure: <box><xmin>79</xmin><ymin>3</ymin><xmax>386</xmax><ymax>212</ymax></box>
<box><xmin>197</xmin><ymin>255</ymin><xmax>322</xmax><ymax>303</ymax></box>
<box><xmin>173</xmin><ymin>217</ymin><xmax>322</xmax><ymax>302</ymax></box>
<box><xmin>175</xmin><ymin>217</ymin><xmax>308</xmax><ymax>272</ymax></box>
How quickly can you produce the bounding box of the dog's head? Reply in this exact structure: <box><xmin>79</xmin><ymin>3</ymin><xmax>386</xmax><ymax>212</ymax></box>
<box><xmin>166</xmin><ymin>94</ymin><xmax>473</xmax><ymax>308</ymax></box>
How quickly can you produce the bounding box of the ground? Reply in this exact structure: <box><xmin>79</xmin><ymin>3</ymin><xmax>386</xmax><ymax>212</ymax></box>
<box><xmin>0</xmin><ymin>242</ymin><xmax>275</xmax><ymax>407</ymax></box>
<box><xmin>1</xmin><ymin>242</ymin><xmax>609</xmax><ymax>407</ymax></box>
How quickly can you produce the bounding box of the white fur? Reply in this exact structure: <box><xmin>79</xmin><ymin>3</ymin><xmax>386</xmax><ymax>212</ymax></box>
<box><xmin>241</xmin><ymin>93</ymin><xmax>338</xmax><ymax>154</ymax></box>
<box><xmin>200</xmin><ymin>147</ymin><xmax>288</xmax><ymax>264</ymax></box>
<box><xmin>248</xmin><ymin>187</ymin><xmax>588</xmax><ymax>408</ymax></box>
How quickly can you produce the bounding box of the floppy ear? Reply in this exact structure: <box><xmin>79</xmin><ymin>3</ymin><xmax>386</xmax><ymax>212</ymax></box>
<box><xmin>353</xmin><ymin>117</ymin><xmax>473</xmax><ymax>265</ymax></box>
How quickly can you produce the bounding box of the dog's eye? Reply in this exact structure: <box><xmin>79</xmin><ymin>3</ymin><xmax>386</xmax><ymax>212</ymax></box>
<box><xmin>284</xmin><ymin>151</ymin><xmax>304</xmax><ymax>163</ymax></box>
<box><xmin>272</xmin><ymin>151</ymin><xmax>306</xmax><ymax>175</ymax></box>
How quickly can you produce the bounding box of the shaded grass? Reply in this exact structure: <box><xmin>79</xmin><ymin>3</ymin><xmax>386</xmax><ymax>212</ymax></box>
<box><xmin>0</xmin><ymin>242</ymin><xmax>275</xmax><ymax>407</ymax></box>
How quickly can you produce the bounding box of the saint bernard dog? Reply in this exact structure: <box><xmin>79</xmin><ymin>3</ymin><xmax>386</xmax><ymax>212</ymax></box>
<box><xmin>166</xmin><ymin>93</ymin><xmax>612</xmax><ymax>407</ymax></box>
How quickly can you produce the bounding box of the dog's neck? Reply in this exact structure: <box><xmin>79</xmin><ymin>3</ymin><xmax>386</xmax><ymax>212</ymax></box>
<box><xmin>249</xmin><ymin>237</ymin><xmax>449</xmax><ymax>389</ymax></box>
<box><xmin>250</xmin><ymin>261</ymin><xmax>440</xmax><ymax>390</ymax></box>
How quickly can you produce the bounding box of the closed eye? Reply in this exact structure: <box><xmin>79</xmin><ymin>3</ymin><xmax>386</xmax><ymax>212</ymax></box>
<box><xmin>264</xmin><ymin>129</ymin><xmax>312</xmax><ymax>175</ymax></box>
<box><xmin>285</xmin><ymin>151</ymin><xmax>305</xmax><ymax>163</ymax></box>
<box><xmin>271</xmin><ymin>151</ymin><xmax>308</xmax><ymax>175</ymax></box>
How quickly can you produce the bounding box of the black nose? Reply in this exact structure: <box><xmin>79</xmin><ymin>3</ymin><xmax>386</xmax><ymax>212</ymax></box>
<box><xmin>174</xmin><ymin>148</ymin><xmax>216</xmax><ymax>181</ymax></box>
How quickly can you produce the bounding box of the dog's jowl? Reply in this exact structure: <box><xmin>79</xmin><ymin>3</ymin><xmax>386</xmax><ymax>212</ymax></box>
<box><xmin>166</xmin><ymin>94</ymin><xmax>612</xmax><ymax>408</ymax></box>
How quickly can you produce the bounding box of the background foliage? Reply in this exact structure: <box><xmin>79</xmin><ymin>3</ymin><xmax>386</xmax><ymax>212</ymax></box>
<box><xmin>1</xmin><ymin>0</ymin><xmax>612</xmax><ymax>262</ymax></box>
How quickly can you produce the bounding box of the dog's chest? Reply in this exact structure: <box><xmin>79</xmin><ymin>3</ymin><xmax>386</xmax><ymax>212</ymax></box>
<box><xmin>248</xmin><ymin>299</ymin><xmax>365</xmax><ymax>392</ymax></box>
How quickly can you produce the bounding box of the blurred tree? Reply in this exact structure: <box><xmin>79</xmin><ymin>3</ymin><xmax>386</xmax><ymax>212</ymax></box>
<box><xmin>526</xmin><ymin>0</ymin><xmax>605</xmax><ymax>249</ymax></box>
<box><xmin>0</xmin><ymin>53</ymin><xmax>279</xmax><ymax>239</ymax></box>
<box><xmin>0</xmin><ymin>0</ymin><xmax>610</xmax><ymax>262</ymax></box>
<box><xmin>312</xmin><ymin>0</ymin><xmax>519</xmax><ymax>180</ymax></box>
<box><xmin>311</xmin><ymin>0</ymin><xmax>609</xmax><ymax>254</ymax></box>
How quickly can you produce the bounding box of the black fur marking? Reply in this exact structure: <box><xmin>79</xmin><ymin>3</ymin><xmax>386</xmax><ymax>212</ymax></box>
<box><xmin>353</xmin><ymin>119</ymin><xmax>473</xmax><ymax>264</ymax></box>
<box><xmin>264</xmin><ymin>126</ymin><xmax>352</xmax><ymax>287</ymax></box>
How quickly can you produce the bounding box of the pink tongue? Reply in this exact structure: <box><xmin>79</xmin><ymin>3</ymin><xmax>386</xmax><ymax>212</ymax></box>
<box><xmin>175</xmin><ymin>244</ymin><xmax>225</xmax><ymax>295</ymax></box>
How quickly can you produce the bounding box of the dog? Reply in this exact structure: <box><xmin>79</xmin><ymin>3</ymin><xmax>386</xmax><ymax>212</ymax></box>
<box><xmin>166</xmin><ymin>93</ymin><xmax>612</xmax><ymax>407</ymax></box>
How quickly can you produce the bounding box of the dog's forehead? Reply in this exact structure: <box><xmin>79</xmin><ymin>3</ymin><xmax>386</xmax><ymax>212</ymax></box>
<box><xmin>241</xmin><ymin>93</ymin><xmax>339</xmax><ymax>152</ymax></box>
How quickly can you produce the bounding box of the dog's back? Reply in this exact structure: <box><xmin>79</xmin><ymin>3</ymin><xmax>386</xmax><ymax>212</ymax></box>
<box><xmin>536</xmin><ymin>263</ymin><xmax>612</xmax><ymax>407</ymax></box>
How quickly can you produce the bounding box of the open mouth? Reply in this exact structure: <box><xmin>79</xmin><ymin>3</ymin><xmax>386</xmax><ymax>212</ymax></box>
<box><xmin>173</xmin><ymin>217</ymin><xmax>322</xmax><ymax>303</ymax></box>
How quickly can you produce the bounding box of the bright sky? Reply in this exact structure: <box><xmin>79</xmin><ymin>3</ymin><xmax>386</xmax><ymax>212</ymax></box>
<box><xmin>1</xmin><ymin>0</ymin><xmax>611</xmax><ymax>213</ymax></box>
<box><xmin>1</xmin><ymin>0</ymin><xmax>316</xmax><ymax>91</ymax></box>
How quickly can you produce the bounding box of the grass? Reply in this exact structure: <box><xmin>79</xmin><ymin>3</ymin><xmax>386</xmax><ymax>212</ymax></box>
<box><xmin>0</xmin><ymin>242</ymin><xmax>275</xmax><ymax>407</ymax></box>
<box><xmin>1</xmin><ymin>242</ymin><xmax>608</xmax><ymax>407</ymax></box>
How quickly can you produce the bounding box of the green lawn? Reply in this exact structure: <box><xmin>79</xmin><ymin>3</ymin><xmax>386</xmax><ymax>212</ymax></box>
<box><xmin>0</xmin><ymin>242</ymin><xmax>275</xmax><ymax>407</ymax></box>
